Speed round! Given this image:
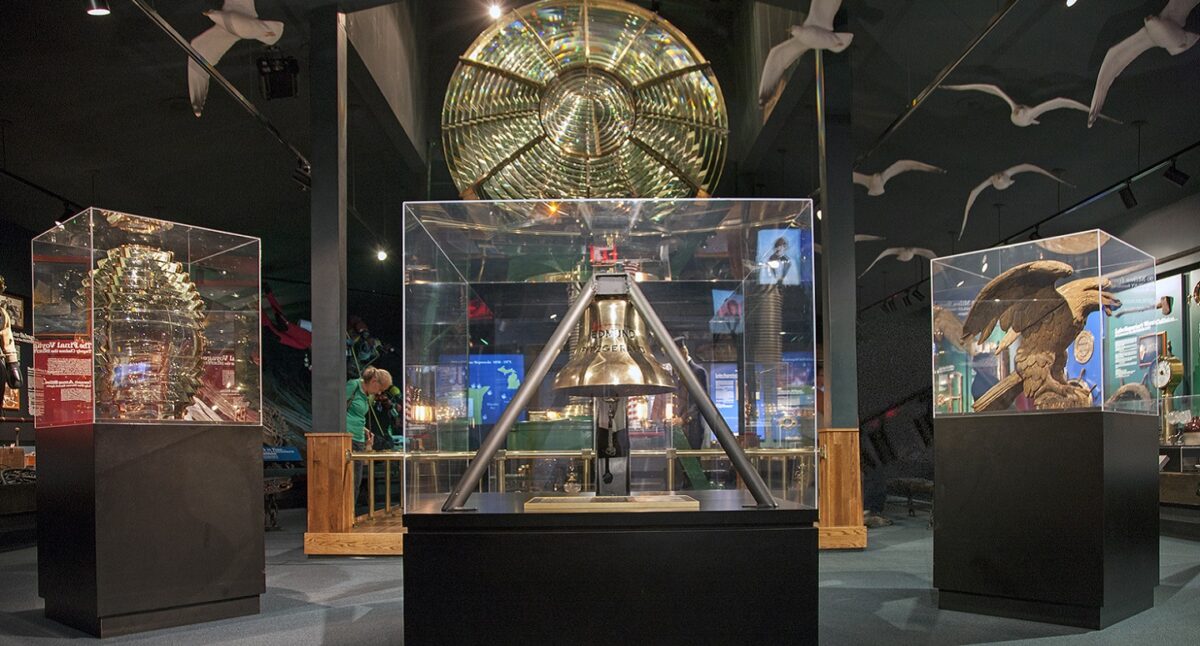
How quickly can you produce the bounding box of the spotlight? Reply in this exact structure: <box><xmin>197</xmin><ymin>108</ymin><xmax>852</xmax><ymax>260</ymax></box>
<box><xmin>376</xmin><ymin>249</ymin><xmax>388</xmax><ymax>261</ymax></box>
<box><xmin>257</xmin><ymin>47</ymin><xmax>300</xmax><ymax>101</ymax></box>
<box><xmin>816</xmin><ymin>209</ymin><xmax>823</xmax><ymax>221</ymax></box>
<box><xmin>1065</xmin><ymin>0</ymin><xmax>1078</xmax><ymax>6</ymax></box>
<box><xmin>86</xmin><ymin>0</ymin><xmax>111</xmax><ymax>16</ymax></box>
<box><xmin>1163</xmin><ymin>163</ymin><xmax>1190</xmax><ymax>188</ymax></box>
<box><xmin>1118</xmin><ymin>184</ymin><xmax>1137</xmax><ymax>209</ymax></box>
<box><xmin>488</xmin><ymin>4</ymin><xmax>502</xmax><ymax>19</ymax></box>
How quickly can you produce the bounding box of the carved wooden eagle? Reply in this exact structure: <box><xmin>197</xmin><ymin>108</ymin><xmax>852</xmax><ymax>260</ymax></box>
<box><xmin>960</xmin><ymin>260</ymin><xmax>1121</xmax><ymax>411</ymax></box>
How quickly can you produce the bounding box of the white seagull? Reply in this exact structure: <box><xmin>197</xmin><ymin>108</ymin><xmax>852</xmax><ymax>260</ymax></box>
<box><xmin>852</xmin><ymin>160</ymin><xmax>946</xmax><ymax>196</ymax></box>
<box><xmin>188</xmin><ymin>0</ymin><xmax>284</xmax><ymax>117</ymax></box>
<box><xmin>1088</xmin><ymin>0</ymin><xmax>1200</xmax><ymax>127</ymax></box>
<box><xmin>814</xmin><ymin>234</ymin><xmax>885</xmax><ymax>254</ymax></box>
<box><xmin>960</xmin><ymin>164</ymin><xmax>1072</xmax><ymax>239</ymax></box>
<box><xmin>941</xmin><ymin>83</ymin><xmax>1120</xmax><ymax>127</ymax></box>
<box><xmin>758</xmin><ymin>0</ymin><xmax>853</xmax><ymax>106</ymax></box>
<box><xmin>859</xmin><ymin>247</ymin><xmax>938</xmax><ymax>279</ymax></box>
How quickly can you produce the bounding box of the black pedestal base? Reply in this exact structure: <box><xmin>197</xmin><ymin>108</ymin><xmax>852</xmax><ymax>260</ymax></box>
<box><xmin>37</xmin><ymin>423</ymin><xmax>264</xmax><ymax>637</ymax></box>
<box><xmin>934</xmin><ymin>411</ymin><xmax>1158</xmax><ymax>629</ymax></box>
<box><xmin>403</xmin><ymin>491</ymin><xmax>818</xmax><ymax>645</ymax></box>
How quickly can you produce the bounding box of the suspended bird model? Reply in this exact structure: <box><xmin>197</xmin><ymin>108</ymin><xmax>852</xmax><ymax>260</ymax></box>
<box><xmin>960</xmin><ymin>164</ymin><xmax>1071</xmax><ymax>239</ymax></box>
<box><xmin>961</xmin><ymin>260</ymin><xmax>1122</xmax><ymax>411</ymax></box>
<box><xmin>758</xmin><ymin>0</ymin><xmax>853</xmax><ymax>106</ymax></box>
<box><xmin>188</xmin><ymin>0</ymin><xmax>284</xmax><ymax>117</ymax></box>
<box><xmin>1089</xmin><ymin>0</ymin><xmax>1200</xmax><ymax>127</ymax></box>
<box><xmin>940</xmin><ymin>83</ymin><xmax>1120</xmax><ymax>127</ymax></box>
<box><xmin>852</xmin><ymin>160</ymin><xmax>946</xmax><ymax>196</ymax></box>
<box><xmin>814</xmin><ymin>233</ymin><xmax>884</xmax><ymax>254</ymax></box>
<box><xmin>858</xmin><ymin>247</ymin><xmax>937</xmax><ymax>278</ymax></box>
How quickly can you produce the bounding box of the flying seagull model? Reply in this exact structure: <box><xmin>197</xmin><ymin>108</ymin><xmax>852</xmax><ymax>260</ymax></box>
<box><xmin>941</xmin><ymin>83</ymin><xmax>1120</xmax><ymax>127</ymax></box>
<box><xmin>1089</xmin><ymin>0</ymin><xmax>1200</xmax><ymax>127</ymax></box>
<box><xmin>188</xmin><ymin>0</ymin><xmax>284</xmax><ymax>117</ymax></box>
<box><xmin>859</xmin><ymin>247</ymin><xmax>937</xmax><ymax>279</ymax></box>
<box><xmin>960</xmin><ymin>164</ymin><xmax>1071</xmax><ymax>239</ymax></box>
<box><xmin>852</xmin><ymin>160</ymin><xmax>946</xmax><ymax>196</ymax></box>
<box><xmin>758</xmin><ymin>0</ymin><xmax>853</xmax><ymax>106</ymax></box>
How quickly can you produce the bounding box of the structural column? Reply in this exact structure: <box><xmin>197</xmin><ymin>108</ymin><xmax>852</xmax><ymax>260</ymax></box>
<box><xmin>814</xmin><ymin>11</ymin><xmax>864</xmax><ymax>549</ymax></box>
<box><xmin>309</xmin><ymin>7</ymin><xmax>348</xmax><ymax>437</ymax></box>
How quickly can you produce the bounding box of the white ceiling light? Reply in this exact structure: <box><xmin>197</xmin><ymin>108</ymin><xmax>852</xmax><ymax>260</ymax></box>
<box><xmin>488</xmin><ymin>4</ymin><xmax>502</xmax><ymax>20</ymax></box>
<box><xmin>376</xmin><ymin>249</ymin><xmax>388</xmax><ymax>261</ymax></box>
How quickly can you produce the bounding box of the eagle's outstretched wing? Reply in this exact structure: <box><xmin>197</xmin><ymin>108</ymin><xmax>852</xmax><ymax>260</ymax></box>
<box><xmin>961</xmin><ymin>260</ymin><xmax>1074</xmax><ymax>345</ymax></box>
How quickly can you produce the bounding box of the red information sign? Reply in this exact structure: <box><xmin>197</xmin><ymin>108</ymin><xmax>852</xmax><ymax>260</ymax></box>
<box><xmin>33</xmin><ymin>337</ymin><xmax>94</xmax><ymax>427</ymax></box>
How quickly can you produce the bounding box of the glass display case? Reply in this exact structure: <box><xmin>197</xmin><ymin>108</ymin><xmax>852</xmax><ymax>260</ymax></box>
<box><xmin>31</xmin><ymin>208</ymin><xmax>261</xmax><ymax>427</ymax></box>
<box><xmin>402</xmin><ymin>198</ymin><xmax>817</xmax><ymax>511</ymax></box>
<box><xmin>931</xmin><ymin>230</ymin><xmax>1157</xmax><ymax>417</ymax></box>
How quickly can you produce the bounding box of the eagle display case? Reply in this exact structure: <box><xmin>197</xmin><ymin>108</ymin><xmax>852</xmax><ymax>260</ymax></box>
<box><xmin>30</xmin><ymin>208</ymin><xmax>263</xmax><ymax>636</ymax></box>
<box><xmin>928</xmin><ymin>230</ymin><xmax>1160</xmax><ymax>629</ymax></box>
<box><xmin>930</xmin><ymin>230</ymin><xmax>1157</xmax><ymax>418</ymax></box>
<box><xmin>401</xmin><ymin>198</ymin><xmax>819</xmax><ymax>644</ymax></box>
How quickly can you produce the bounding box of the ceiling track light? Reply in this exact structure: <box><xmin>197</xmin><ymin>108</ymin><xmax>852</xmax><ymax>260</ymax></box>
<box><xmin>1118</xmin><ymin>184</ymin><xmax>1137</xmax><ymax>210</ymax></box>
<box><xmin>1163</xmin><ymin>163</ymin><xmax>1190</xmax><ymax>188</ymax></box>
<box><xmin>86</xmin><ymin>0</ymin><xmax>111</xmax><ymax>16</ymax></box>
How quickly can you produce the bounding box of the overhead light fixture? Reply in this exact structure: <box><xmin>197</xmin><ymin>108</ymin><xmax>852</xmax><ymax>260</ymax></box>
<box><xmin>488</xmin><ymin>3</ymin><xmax>502</xmax><ymax>19</ymax></box>
<box><xmin>1163</xmin><ymin>163</ymin><xmax>1190</xmax><ymax>188</ymax></box>
<box><xmin>1118</xmin><ymin>183</ymin><xmax>1137</xmax><ymax>209</ymax></box>
<box><xmin>86</xmin><ymin>0</ymin><xmax>110</xmax><ymax>16</ymax></box>
<box><xmin>376</xmin><ymin>249</ymin><xmax>388</xmax><ymax>261</ymax></box>
<box><xmin>1065</xmin><ymin>0</ymin><xmax>1078</xmax><ymax>6</ymax></box>
<box><xmin>816</xmin><ymin>209</ymin><xmax>823</xmax><ymax>221</ymax></box>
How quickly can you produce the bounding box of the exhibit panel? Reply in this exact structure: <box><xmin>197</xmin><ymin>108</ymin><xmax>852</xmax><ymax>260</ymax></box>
<box><xmin>402</xmin><ymin>198</ymin><xmax>817</xmax><ymax>510</ymax></box>
<box><xmin>931</xmin><ymin>230</ymin><xmax>1157</xmax><ymax>417</ymax></box>
<box><xmin>31</xmin><ymin>208</ymin><xmax>262</xmax><ymax>427</ymax></box>
<box><xmin>30</xmin><ymin>208</ymin><xmax>265</xmax><ymax>637</ymax></box>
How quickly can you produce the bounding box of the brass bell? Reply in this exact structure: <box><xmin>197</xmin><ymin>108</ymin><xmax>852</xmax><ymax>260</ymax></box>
<box><xmin>553</xmin><ymin>295</ymin><xmax>675</xmax><ymax>397</ymax></box>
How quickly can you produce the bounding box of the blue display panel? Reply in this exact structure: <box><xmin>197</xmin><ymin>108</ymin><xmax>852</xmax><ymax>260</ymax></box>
<box><xmin>709</xmin><ymin>362</ymin><xmax>739</xmax><ymax>436</ymax></box>
<box><xmin>468</xmin><ymin>354</ymin><xmax>525</xmax><ymax>425</ymax></box>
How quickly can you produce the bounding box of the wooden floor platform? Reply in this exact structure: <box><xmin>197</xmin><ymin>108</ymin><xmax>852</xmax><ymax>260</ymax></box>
<box><xmin>304</xmin><ymin>513</ymin><xmax>406</xmax><ymax>556</ymax></box>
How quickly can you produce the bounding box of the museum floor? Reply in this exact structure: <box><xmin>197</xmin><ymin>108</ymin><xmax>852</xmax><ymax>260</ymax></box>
<box><xmin>1</xmin><ymin>507</ymin><xmax>1198</xmax><ymax>645</ymax></box>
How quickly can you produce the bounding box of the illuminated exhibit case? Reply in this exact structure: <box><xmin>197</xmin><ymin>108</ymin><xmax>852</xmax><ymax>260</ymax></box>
<box><xmin>929</xmin><ymin>230</ymin><xmax>1160</xmax><ymax>629</ymax></box>
<box><xmin>401</xmin><ymin>198</ymin><xmax>819</xmax><ymax>644</ymax></box>
<box><xmin>31</xmin><ymin>209</ymin><xmax>263</xmax><ymax>636</ymax></box>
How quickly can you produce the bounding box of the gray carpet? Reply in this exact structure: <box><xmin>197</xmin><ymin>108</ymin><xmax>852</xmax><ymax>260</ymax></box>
<box><xmin>0</xmin><ymin>506</ymin><xmax>1197</xmax><ymax>645</ymax></box>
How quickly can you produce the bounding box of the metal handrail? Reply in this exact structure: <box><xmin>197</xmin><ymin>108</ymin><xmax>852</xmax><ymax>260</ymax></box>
<box><xmin>348</xmin><ymin>447</ymin><xmax>819</xmax><ymax>461</ymax></box>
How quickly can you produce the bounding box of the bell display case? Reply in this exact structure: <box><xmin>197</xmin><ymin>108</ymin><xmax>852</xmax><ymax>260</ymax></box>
<box><xmin>929</xmin><ymin>230</ymin><xmax>1160</xmax><ymax>629</ymax></box>
<box><xmin>30</xmin><ymin>208</ymin><xmax>263</xmax><ymax>637</ymax></box>
<box><xmin>402</xmin><ymin>198</ymin><xmax>818</xmax><ymax>508</ymax></box>
<box><xmin>401</xmin><ymin>198</ymin><xmax>819</xmax><ymax>644</ymax></box>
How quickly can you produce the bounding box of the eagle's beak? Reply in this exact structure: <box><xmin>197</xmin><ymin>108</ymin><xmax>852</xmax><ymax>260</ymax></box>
<box><xmin>1102</xmin><ymin>292</ymin><xmax>1122</xmax><ymax>316</ymax></box>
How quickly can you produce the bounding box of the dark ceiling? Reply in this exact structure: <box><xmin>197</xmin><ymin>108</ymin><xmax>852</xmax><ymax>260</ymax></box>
<box><xmin>1</xmin><ymin>0</ymin><xmax>1198</xmax><ymax>315</ymax></box>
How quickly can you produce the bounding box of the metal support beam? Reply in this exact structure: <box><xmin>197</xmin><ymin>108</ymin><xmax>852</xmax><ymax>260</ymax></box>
<box><xmin>442</xmin><ymin>280</ymin><xmax>598</xmax><ymax>511</ymax></box>
<box><xmin>626</xmin><ymin>279</ymin><xmax>777</xmax><ymax>508</ymax></box>
<box><xmin>309</xmin><ymin>7</ymin><xmax>348</xmax><ymax>437</ymax></box>
<box><xmin>815</xmin><ymin>34</ymin><xmax>858</xmax><ymax>428</ymax></box>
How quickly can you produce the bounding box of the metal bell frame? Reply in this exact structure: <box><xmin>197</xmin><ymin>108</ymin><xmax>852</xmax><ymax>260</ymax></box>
<box><xmin>441</xmin><ymin>272</ymin><xmax>778</xmax><ymax>511</ymax></box>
